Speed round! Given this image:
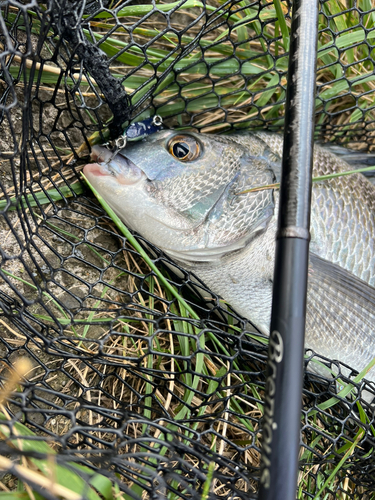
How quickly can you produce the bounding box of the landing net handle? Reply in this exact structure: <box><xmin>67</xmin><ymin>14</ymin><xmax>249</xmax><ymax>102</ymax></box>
<box><xmin>258</xmin><ymin>1</ymin><xmax>319</xmax><ymax>499</ymax></box>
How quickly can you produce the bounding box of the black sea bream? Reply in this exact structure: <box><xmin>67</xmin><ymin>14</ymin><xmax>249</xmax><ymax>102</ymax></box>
<box><xmin>84</xmin><ymin>131</ymin><xmax>375</xmax><ymax>381</ymax></box>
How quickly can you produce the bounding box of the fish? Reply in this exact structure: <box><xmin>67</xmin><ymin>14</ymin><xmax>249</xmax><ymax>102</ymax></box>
<box><xmin>83</xmin><ymin>130</ymin><xmax>375</xmax><ymax>383</ymax></box>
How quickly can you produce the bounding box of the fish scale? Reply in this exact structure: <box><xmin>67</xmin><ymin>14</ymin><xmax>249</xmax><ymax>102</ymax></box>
<box><xmin>310</xmin><ymin>169</ymin><xmax>375</xmax><ymax>285</ymax></box>
<box><xmin>84</xmin><ymin>130</ymin><xmax>375</xmax><ymax>383</ymax></box>
<box><xmin>257</xmin><ymin>133</ymin><xmax>375</xmax><ymax>284</ymax></box>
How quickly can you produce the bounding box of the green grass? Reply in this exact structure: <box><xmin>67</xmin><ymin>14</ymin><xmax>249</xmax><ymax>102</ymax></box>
<box><xmin>2</xmin><ymin>1</ymin><xmax>375</xmax><ymax>498</ymax></box>
<box><xmin>5</xmin><ymin>0</ymin><xmax>375</xmax><ymax>142</ymax></box>
<box><xmin>0</xmin><ymin>412</ymin><xmax>135</xmax><ymax>500</ymax></box>
<box><xmin>0</xmin><ymin>140</ymin><xmax>373</xmax><ymax>499</ymax></box>
<box><xmin>0</xmin><ymin>184</ymin><xmax>84</xmax><ymax>212</ymax></box>
<box><xmin>1</xmin><ymin>176</ymin><xmax>374</xmax><ymax>498</ymax></box>
<box><xmin>82</xmin><ymin>174</ymin><xmax>375</xmax><ymax>498</ymax></box>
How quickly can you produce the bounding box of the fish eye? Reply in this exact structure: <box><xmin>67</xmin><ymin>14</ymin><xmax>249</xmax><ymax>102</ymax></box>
<box><xmin>167</xmin><ymin>135</ymin><xmax>201</xmax><ymax>162</ymax></box>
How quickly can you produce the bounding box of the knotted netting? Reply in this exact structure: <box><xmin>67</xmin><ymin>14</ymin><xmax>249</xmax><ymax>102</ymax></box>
<box><xmin>0</xmin><ymin>1</ymin><xmax>375</xmax><ymax>498</ymax></box>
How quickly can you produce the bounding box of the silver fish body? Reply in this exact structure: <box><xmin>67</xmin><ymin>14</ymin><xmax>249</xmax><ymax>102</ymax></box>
<box><xmin>84</xmin><ymin>131</ymin><xmax>375</xmax><ymax>382</ymax></box>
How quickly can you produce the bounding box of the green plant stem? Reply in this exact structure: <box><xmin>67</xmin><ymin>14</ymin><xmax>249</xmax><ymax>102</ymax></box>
<box><xmin>82</xmin><ymin>173</ymin><xmax>200</xmax><ymax>321</ymax></box>
<box><xmin>237</xmin><ymin>165</ymin><xmax>375</xmax><ymax>195</ymax></box>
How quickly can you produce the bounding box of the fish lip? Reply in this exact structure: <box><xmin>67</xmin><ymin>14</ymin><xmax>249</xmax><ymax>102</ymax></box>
<box><xmin>88</xmin><ymin>146</ymin><xmax>146</xmax><ymax>184</ymax></box>
<box><xmin>83</xmin><ymin>161</ymin><xmax>145</xmax><ymax>186</ymax></box>
<box><xmin>90</xmin><ymin>145</ymin><xmax>143</xmax><ymax>176</ymax></box>
<box><xmin>84</xmin><ymin>163</ymin><xmax>111</xmax><ymax>177</ymax></box>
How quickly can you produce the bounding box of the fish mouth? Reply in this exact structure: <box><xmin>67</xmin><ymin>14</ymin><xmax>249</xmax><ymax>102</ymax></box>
<box><xmin>84</xmin><ymin>146</ymin><xmax>145</xmax><ymax>185</ymax></box>
<box><xmin>84</xmin><ymin>163</ymin><xmax>110</xmax><ymax>177</ymax></box>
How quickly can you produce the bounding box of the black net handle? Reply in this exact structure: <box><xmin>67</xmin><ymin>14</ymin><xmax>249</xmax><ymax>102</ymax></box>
<box><xmin>50</xmin><ymin>0</ymin><xmax>133</xmax><ymax>139</ymax></box>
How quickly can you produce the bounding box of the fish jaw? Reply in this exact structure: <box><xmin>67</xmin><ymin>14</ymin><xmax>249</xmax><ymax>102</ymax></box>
<box><xmin>83</xmin><ymin>150</ymin><xmax>200</xmax><ymax>252</ymax></box>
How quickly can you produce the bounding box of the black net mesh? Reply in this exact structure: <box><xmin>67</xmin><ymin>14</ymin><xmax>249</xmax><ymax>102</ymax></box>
<box><xmin>0</xmin><ymin>1</ymin><xmax>375</xmax><ymax>499</ymax></box>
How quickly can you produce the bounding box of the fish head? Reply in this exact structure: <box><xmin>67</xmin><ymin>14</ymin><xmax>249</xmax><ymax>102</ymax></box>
<box><xmin>83</xmin><ymin>130</ymin><xmax>278</xmax><ymax>263</ymax></box>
